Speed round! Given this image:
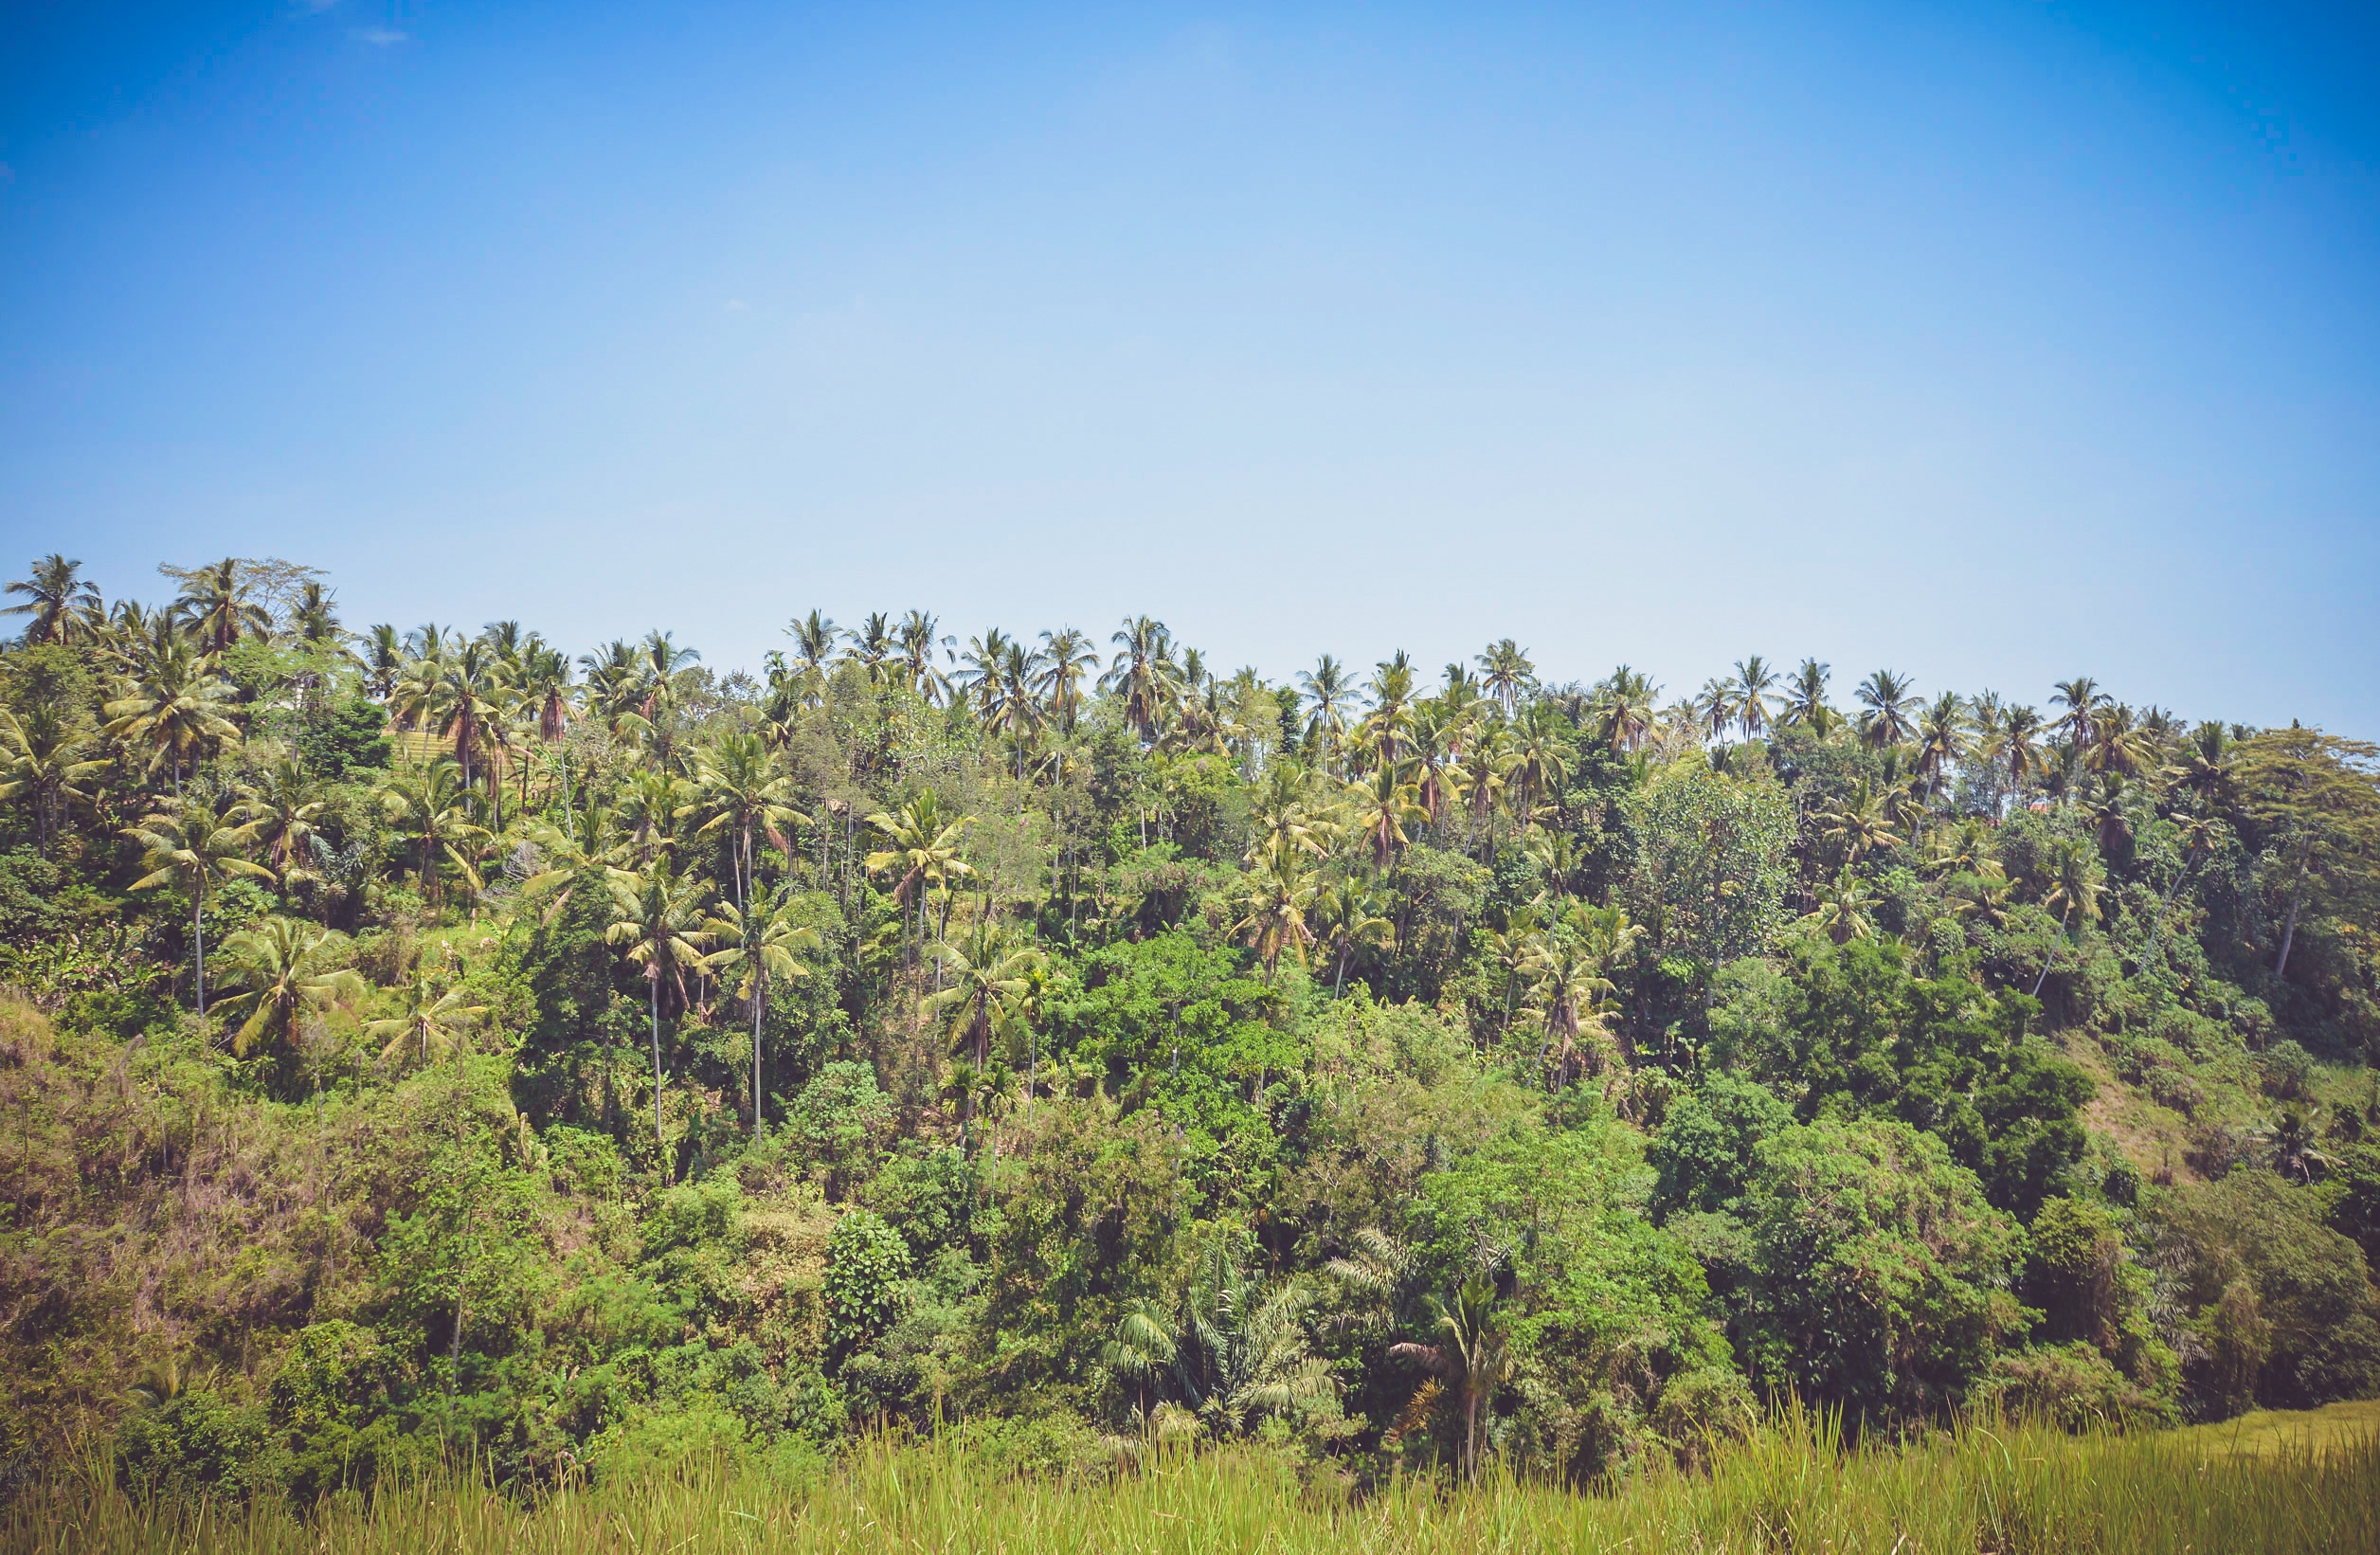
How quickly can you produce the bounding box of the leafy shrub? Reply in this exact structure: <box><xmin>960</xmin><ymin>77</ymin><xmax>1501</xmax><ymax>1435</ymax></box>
<box><xmin>1974</xmin><ymin>1342</ymin><xmax>2177</xmax><ymax>1431</ymax></box>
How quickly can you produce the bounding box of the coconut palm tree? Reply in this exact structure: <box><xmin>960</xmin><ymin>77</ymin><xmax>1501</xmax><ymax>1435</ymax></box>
<box><xmin>895</xmin><ymin>610</ymin><xmax>950</xmax><ymax>703</ymax></box>
<box><xmin>701</xmin><ymin>894</ymin><xmax>820</xmax><ymax>1137</ymax></box>
<box><xmin>237</xmin><ymin>756</ymin><xmax>328</xmax><ymax>888</ymax></box>
<box><xmin>1310</xmin><ymin>874</ymin><xmax>1393</xmax><ymax>999</ymax></box>
<box><xmin>1347</xmin><ymin>762</ymin><xmax>1424</xmax><ymax>873</ymax></box>
<box><xmin>2051</xmin><ymin>677</ymin><xmax>2106</xmax><ymax>752</ymax></box>
<box><xmin>841</xmin><ymin>612</ymin><xmax>894</xmax><ymax>683</ymax></box>
<box><xmin>515</xmin><ymin>639</ymin><xmax>574</xmax><ymax>744</ymax></box>
<box><xmin>1508</xmin><ymin>701</ymin><xmax>1571</xmax><ymax>835</ymax></box>
<box><xmin>366</xmin><ymin>970</ymin><xmax>489</xmax><ymax>1070</ymax></box>
<box><xmin>1360</xmin><ymin>656</ymin><xmax>1416</xmax><ymax>769</ymax></box>
<box><xmin>2031</xmin><ymin>835</ymin><xmax>2105</xmax><ymax>998</ymax></box>
<box><xmin>864</xmin><ymin>792</ymin><xmax>975</xmax><ymax>959</ymax></box>
<box><xmin>606</xmin><ymin>859</ymin><xmax>713</xmax><ymax>1174</ymax></box>
<box><xmin>1818</xmin><ymin>782</ymin><xmax>1902</xmax><ymax>864</ymax></box>
<box><xmin>691</xmin><ymin>731</ymin><xmax>806</xmax><ymax>923</ymax></box>
<box><xmin>1298</xmin><ymin>655</ymin><xmax>1355</xmax><ymax>773</ymax></box>
<box><xmin>4</xmin><ymin>554</ymin><xmax>103</xmax><ymax>644</ymax></box>
<box><xmin>103</xmin><ymin>635</ymin><xmax>243</xmax><ymax>791</ymax></box>
<box><xmin>0</xmin><ymin>707</ymin><xmax>105</xmax><ymax>856</ymax></box>
<box><xmin>923</xmin><ymin>929</ymin><xmax>1041</xmax><ymax>1094</ymax></box>
<box><xmin>123</xmin><ymin>788</ymin><xmax>274</xmax><ymax>1015</ymax></box>
<box><xmin>1103</xmin><ymin>616</ymin><xmax>1176</xmax><ymax>742</ymax></box>
<box><xmin>1803</xmin><ymin>864</ymin><xmax>1880</xmax><ymax>945</ymax></box>
<box><xmin>1475</xmin><ymin>640</ymin><xmax>1535</xmax><ymax>716</ymax></box>
<box><xmin>1913</xmin><ymin>693</ymin><xmax>1967</xmax><ymax>800</ymax></box>
<box><xmin>2001</xmin><ymin>705</ymin><xmax>2046</xmax><ymax>801</ymax></box>
<box><xmin>1389</xmin><ymin>1273</ymin><xmax>1510</xmax><ymax>1481</ymax></box>
<box><xmin>1234</xmin><ymin>835</ymin><xmax>1318</xmax><ymax>984</ymax></box>
<box><xmin>1032</xmin><ymin>627</ymin><xmax>1096</xmax><ymax>733</ymax></box>
<box><xmin>359</xmin><ymin>624</ymin><xmax>406</xmax><ymax>701</ymax></box>
<box><xmin>213</xmin><ymin>916</ymin><xmax>364</xmax><ymax>1058</ymax></box>
<box><xmin>1731</xmin><ymin>656</ymin><xmax>1778</xmax><ymax>741</ymax></box>
<box><xmin>1594</xmin><ymin>665</ymin><xmax>1657</xmax><ymax>754</ymax></box>
<box><xmin>377</xmin><ymin>759</ymin><xmax>489</xmax><ymax>902</ymax></box>
<box><xmin>1855</xmin><ymin>670</ymin><xmax>1919</xmax><ymax>750</ymax></box>
<box><xmin>1780</xmin><ymin>658</ymin><xmax>1831</xmax><ymax>732</ymax></box>
<box><xmin>171</xmin><ymin>558</ymin><xmax>273</xmax><ymax>653</ymax></box>
<box><xmin>1523</xmin><ymin>929</ymin><xmax>1619</xmax><ymax>1092</ymax></box>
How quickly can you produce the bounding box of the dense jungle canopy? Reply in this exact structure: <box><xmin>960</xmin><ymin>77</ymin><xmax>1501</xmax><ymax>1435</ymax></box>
<box><xmin>1</xmin><ymin>551</ymin><xmax>2376</xmax><ymax>1501</ymax></box>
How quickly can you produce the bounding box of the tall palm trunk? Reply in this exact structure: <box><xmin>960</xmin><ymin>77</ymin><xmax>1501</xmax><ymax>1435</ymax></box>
<box><xmin>192</xmin><ymin>882</ymin><xmax>207</xmax><ymax>1016</ymax></box>
<box><xmin>649</xmin><ymin>973</ymin><xmax>669</xmax><ymax>1182</ymax></box>
<box><xmin>2031</xmin><ymin>905</ymin><xmax>2072</xmax><ymax>999</ymax></box>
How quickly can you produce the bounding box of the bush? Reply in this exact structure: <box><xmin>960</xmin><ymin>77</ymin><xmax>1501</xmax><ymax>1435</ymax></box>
<box><xmin>1974</xmin><ymin>1343</ymin><xmax>2177</xmax><ymax>1432</ymax></box>
<box><xmin>116</xmin><ymin>1387</ymin><xmax>282</xmax><ymax>1504</ymax></box>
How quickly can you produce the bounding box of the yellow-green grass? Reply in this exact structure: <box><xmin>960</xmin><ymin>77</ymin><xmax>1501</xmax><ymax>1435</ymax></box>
<box><xmin>10</xmin><ymin>1407</ymin><xmax>2377</xmax><ymax>1555</ymax></box>
<box><xmin>2178</xmin><ymin>1397</ymin><xmax>2380</xmax><ymax>1460</ymax></box>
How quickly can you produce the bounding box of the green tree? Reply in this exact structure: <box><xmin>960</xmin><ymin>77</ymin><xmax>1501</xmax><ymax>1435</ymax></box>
<box><xmin>214</xmin><ymin>915</ymin><xmax>364</xmax><ymax>1058</ymax></box>
<box><xmin>124</xmin><ymin>788</ymin><xmax>275</xmax><ymax>1015</ymax></box>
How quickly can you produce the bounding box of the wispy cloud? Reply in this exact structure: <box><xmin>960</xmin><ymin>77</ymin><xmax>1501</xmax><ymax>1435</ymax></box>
<box><xmin>355</xmin><ymin>27</ymin><xmax>407</xmax><ymax>45</ymax></box>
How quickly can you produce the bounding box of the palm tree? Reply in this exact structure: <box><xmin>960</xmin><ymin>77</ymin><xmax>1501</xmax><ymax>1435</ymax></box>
<box><xmin>1298</xmin><ymin>655</ymin><xmax>1354</xmax><ymax>774</ymax></box>
<box><xmin>2001</xmin><ymin>705</ymin><xmax>2046</xmax><ymax>801</ymax></box>
<box><xmin>923</xmin><ymin>930</ymin><xmax>1041</xmax><ymax>1103</ymax></box>
<box><xmin>1913</xmin><ymin>693</ymin><xmax>1967</xmax><ymax>802</ymax></box>
<box><xmin>1780</xmin><ymin>658</ymin><xmax>1831</xmax><ymax>732</ymax></box>
<box><xmin>789</xmin><ymin>610</ymin><xmax>838</xmax><ymax>685</ymax></box>
<box><xmin>1360</xmin><ymin>656</ymin><xmax>1416</xmax><ymax>769</ymax></box>
<box><xmin>1692</xmin><ymin>678</ymin><xmax>1734</xmax><ymax>746</ymax></box>
<box><xmin>1101</xmin><ymin>1230</ymin><xmax>1334</xmax><ymax>1439</ymax></box>
<box><xmin>895</xmin><ymin>610</ymin><xmax>950</xmax><ymax>703</ymax></box>
<box><xmin>171</xmin><ymin>558</ymin><xmax>272</xmax><ymax>653</ymax></box>
<box><xmin>1103</xmin><ymin>616</ymin><xmax>1176</xmax><ymax>742</ymax></box>
<box><xmin>124</xmin><ymin>788</ymin><xmax>274</xmax><ymax>1015</ymax></box>
<box><xmin>367</xmin><ymin>970</ymin><xmax>489</xmax><ymax>1070</ymax></box>
<box><xmin>103</xmin><ymin>635</ymin><xmax>243</xmax><ymax>791</ymax></box>
<box><xmin>1310</xmin><ymin>875</ymin><xmax>1393</xmax><ymax>999</ymax></box>
<box><xmin>1475</xmin><ymin>640</ymin><xmax>1535</xmax><ymax>716</ymax></box>
<box><xmin>1818</xmin><ymin>782</ymin><xmax>1902</xmax><ymax>864</ymax></box>
<box><xmin>1347</xmin><ymin>763</ymin><xmax>1424</xmax><ymax>872</ymax></box>
<box><xmin>1389</xmin><ymin>1273</ymin><xmax>1510</xmax><ymax>1480</ymax></box>
<box><xmin>1508</xmin><ymin>702</ymin><xmax>1571</xmax><ymax>835</ymax></box>
<box><xmin>1235</xmin><ymin>836</ymin><xmax>1318</xmax><ymax>984</ymax></box>
<box><xmin>606</xmin><ymin>860</ymin><xmax>712</xmax><ymax>1175</ymax></box>
<box><xmin>2030</xmin><ymin>835</ymin><xmax>2105</xmax><ymax>998</ymax></box>
<box><xmin>2051</xmin><ymin>677</ymin><xmax>2106</xmax><ymax>752</ymax></box>
<box><xmin>1854</xmin><ymin>670</ymin><xmax>1918</xmax><ymax>750</ymax></box>
<box><xmin>237</xmin><ymin>756</ymin><xmax>328</xmax><ymax>888</ymax></box>
<box><xmin>1803</xmin><ymin>865</ymin><xmax>1880</xmax><ymax>944</ymax></box>
<box><xmin>691</xmin><ymin>731</ymin><xmax>806</xmax><ymax>924</ymax></box>
<box><xmin>1523</xmin><ymin>930</ymin><xmax>1618</xmax><ymax>1092</ymax></box>
<box><xmin>1594</xmin><ymin>665</ymin><xmax>1657</xmax><ymax>754</ymax></box>
<box><xmin>1732</xmin><ymin>656</ymin><xmax>1778</xmax><ymax>741</ymax></box>
<box><xmin>515</xmin><ymin>640</ymin><xmax>575</xmax><ymax>744</ymax></box>
<box><xmin>1032</xmin><ymin>627</ymin><xmax>1096</xmax><ymax>733</ymax></box>
<box><xmin>1453</xmin><ymin>723</ymin><xmax>1513</xmax><ymax>855</ymax></box>
<box><xmin>842</xmin><ymin>612</ymin><xmax>894</xmax><ymax>683</ymax></box>
<box><xmin>4</xmin><ymin>554</ymin><xmax>103</xmax><ymax>644</ymax></box>
<box><xmin>360</xmin><ymin>624</ymin><xmax>406</xmax><ymax>701</ymax></box>
<box><xmin>864</xmin><ymin>793</ymin><xmax>975</xmax><ymax>958</ymax></box>
<box><xmin>377</xmin><ymin>759</ymin><xmax>489</xmax><ymax>902</ymax></box>
<box><xmin>701</xmin><ymin>895</ymin><xmax>820</xmax><ymax>1137</ymax></box>
<box><xmin>213</xmin><ymin>916</ymin><xmax>364</xmax><ymax>1058</ymax></box>
<box><xmin>0</xmin><ymin>707</ymin><xmax>106</xmax><ymax>856</ymax></box>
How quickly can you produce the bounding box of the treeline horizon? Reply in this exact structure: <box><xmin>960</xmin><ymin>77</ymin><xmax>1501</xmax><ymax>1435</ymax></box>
<box><xmin>1</xmin><ymin>549</ymin><xmax>2376</xmax><ymax>1506</ymax></box>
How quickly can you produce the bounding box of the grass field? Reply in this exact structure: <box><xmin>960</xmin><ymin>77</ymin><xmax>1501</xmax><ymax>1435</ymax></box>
<box><xmin>8</xmin><ymin>1404</ymin><xmax>2378</xmax><ymax>1555</ymax></box>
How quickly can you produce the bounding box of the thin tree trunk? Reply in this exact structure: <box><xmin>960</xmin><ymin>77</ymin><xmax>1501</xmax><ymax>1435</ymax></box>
<box><xmin>193</xmin><ymin>886</ymin><xmax>207</xmax><ymax>1017</ymax></box>
<box><xmin>650</xmin><ymin>975</ymin><xmax>669</xmax><ymax>1182</ymax></box>
<box><xmin>2276</xmin><ymin>861</ymin><xmax>2308</xmax><ymax>977</ymax></box>
<box><xmin>2031</xmin><ymin>906</ymin><xmax>2071</xmax><ymax>999</ymax></box>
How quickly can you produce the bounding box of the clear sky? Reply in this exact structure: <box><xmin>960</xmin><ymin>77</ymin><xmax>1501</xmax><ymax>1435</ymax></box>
<box><xmin>2</xmin><ymin>1</ymin><xmax>2374</xmax><ymax>732</ymax></box>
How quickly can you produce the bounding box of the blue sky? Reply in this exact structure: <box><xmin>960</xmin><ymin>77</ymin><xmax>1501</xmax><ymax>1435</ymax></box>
<box><xmin>2</xmin><ymin>1</ymin><xmax>2374</xmax><ymax>731</ymax></box>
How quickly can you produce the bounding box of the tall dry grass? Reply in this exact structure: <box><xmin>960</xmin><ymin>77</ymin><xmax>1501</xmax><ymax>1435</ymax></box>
<box><xmin>9</xmin><ymin>1405</ymin><xmax>2376</xmax><ymax>1555</ymax></box>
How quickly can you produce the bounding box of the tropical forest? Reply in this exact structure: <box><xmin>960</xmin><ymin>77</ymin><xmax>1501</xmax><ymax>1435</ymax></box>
<box><xmin>2</xmin><ymin>551</ymin><xmax>2378</xmax><ymax>1553</ymax></box>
